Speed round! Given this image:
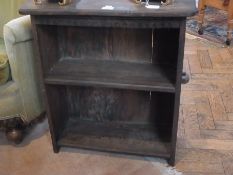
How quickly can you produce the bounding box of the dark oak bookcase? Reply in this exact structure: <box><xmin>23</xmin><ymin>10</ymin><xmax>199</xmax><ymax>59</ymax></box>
<box><xmin>20</xmin><ymin>0</ymin><xmax>196</xmax><ymax>165</ymax></box>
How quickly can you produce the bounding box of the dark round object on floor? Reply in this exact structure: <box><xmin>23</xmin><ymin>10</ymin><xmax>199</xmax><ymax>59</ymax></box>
<box><xmin>226</xmin><ymin>39</ymin><xmax>231</xmax><ymax>46</ymax></box>
<box><xmin>198</xmin><ymin>28</ymin><xmax>203</xmax><ymax>35</ymax></box>
<box><xmin>6</xmin><ymin>129</ymin><xmax>23</xmax><ymax>144</ymax></box>
<box><xmin>182</xmin><ymin>72</ymin><xmax>190</xmax><ymax>84</ymax></box>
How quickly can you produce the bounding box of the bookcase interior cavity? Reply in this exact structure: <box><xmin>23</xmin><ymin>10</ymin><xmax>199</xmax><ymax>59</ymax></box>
<box><xmin>37</xmin><ymin>24</ymin><xmax>180</xmax><ymax>159</ymax></box>
<box><xmin>46</xmin><ymin>85</ymin><xmax>174</xmax><ymax>158</ymax></box>
<box><xmin>37</xmin><ymin>25</ymin><xmax>178</xmax><ymax>92</ymax></box>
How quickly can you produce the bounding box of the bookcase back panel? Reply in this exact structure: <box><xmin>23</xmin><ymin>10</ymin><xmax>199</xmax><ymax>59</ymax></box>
<box><xmin>53</xmin><ymin>86</ymin><xmax>174</xmax><ymax>129</ymax></box>
<box><xmin>65</xmin><ymin>86</ymin><xmax>151</xmax><ymax>123</ymax></box>
<box><xmin>58</xmin><ymin>27</ymin><xmax>152</xmax><ymax>63</ymax></box>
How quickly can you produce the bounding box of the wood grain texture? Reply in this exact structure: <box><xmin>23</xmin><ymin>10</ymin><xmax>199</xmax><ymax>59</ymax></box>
<box><xmin>220</xmin><ymin>86</ymin><xmax>233</xmax><ymax>113</ymax></box>
<box><xmin>222</xmin><ymin>157</ymin><xmax>233</xmax><ymax>175</ymax></box>
<box><xmin>201</xmin><ymin>130</ymin><xmax>233</xmax><ymax>140</ymax></box>
<box><xmin>177</xmin><ymin>35</ymin><xmax>233</xmax><ymax>174</ymax></box>
<box><xmin>215</xmin><ymin>121</ymin><xmax>233</xmax><ymax>131</ymax></box>
<box><xmin>37</xmin><ymin>25</ymin><xmax>59</xmax><ymax>73</ymax></box>
<box><xmin>207</xmin><ymin>91</ymin><xmax>228</xmax><ymax>121</ymax></box>
<box><xmin>58</xmin><ymin>118</ymin><xmax>171</xmax><ymax>158</ymax></box>
<box><xmin>26</xmin><ymin>0</ymin><xmax>192</xmax><ymax>166</ymax></box>
<box><xmin>188</xmin><ymin>54</ymin><xmax>203</xmax><ymax>74</ymax></box>
<box><xmin>228</xmin><ymin>113</ymin><xmax>233</xmax><ymax>121</ymax></box>
<box><xmin>30</xmin><ymin>16</ymin><xmax>184</xmax><ymax>29</ymax></box>
<box><xmin>178</xmin><ymin>105</ymin><xmax>185</xmax><ymax>139</ymax></box>
<box><xmin>181</xmin><ymin>91</ymin><xmax>208</xmax><ymax>105</ymax></box>
<box><xmin>198</xmin><ymin>50</ymin><xmax>213</xmax><ymax>69</ymax></box>
<box><xmin>45</xmin><ymin>58</ymin><xmax>176</xmax><ymax>92</ymax></box>
<box><xmin>178</xmin><ymin>138</ymin><xmax>233</xmax><ymax>151</ymax></box>
<box><xmin>196</xmin><ymin>102</ymin><xmax>215</xmax><ymax>130</ymax></box>
<box><xmin>182</xmin><ymin>104</ymin><xmax>201</xmax><ymax>139</ymax></box>
<box><xmin>19</xmin><ymin>0</ymin><xmax>197</xmax><ymax>17</ymax></box>
<box><xmin>65</xmin><ymin>86</ymin><xmax>151</xmax><ymax>123</ymax></box>
<box><xmin>176</xmin><ymin>161</ymin><xmax>225</xmax><ymax>174</ymax></box>
<box><xmin>58</xmin><ymin>27</ymin><xmax>152</xmax><ymax>62</ymax></box>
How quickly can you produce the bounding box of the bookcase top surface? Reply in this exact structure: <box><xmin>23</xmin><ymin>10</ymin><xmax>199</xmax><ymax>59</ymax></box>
<box><xmin>19</xmin><ymin>0</ymin><xmax>197</xmax><ymax>17</ymax></box>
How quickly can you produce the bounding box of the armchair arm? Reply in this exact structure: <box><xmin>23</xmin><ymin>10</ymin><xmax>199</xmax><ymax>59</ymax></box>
<box><xmin>3</xmin><ymin>15</ymin><xmax>44</xmax><ymax>122</ymax></box>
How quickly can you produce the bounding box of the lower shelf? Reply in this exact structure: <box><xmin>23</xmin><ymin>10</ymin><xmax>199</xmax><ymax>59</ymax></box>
<box><xmin>57</xmin><ymin>117</ymin><xmax>171</xmax><ymax>158</ymax></box>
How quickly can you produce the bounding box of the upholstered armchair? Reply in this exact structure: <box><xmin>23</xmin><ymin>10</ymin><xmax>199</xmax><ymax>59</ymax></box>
<box><xmin>0</xmin><ymin>15</ymin><xmax>45</xmax><ymax>143</ymax></box>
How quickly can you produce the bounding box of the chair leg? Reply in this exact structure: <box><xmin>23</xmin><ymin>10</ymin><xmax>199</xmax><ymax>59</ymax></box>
<box><xmin>198</xmin><ymin>0</ymin><xmax>206</xmax><ymax>35</ymax></box>
<box><xmin>226</xmin><ymin>4</ymin><xmax>233</xmax><ymax>45</ymax></box>
<box><xmin>226</xmin><ymin>31</ymin><xmax>232</xmax><ymax>45</ymax></box>
<box><xmin>4</xmin><ymin>117</ymin><xmax>26</xmax><ymax>144</ymax></box>
<box><xmin>223</xmin><ymin>0</ymin><xmax>230</xmax><ymax>6</ymax></box>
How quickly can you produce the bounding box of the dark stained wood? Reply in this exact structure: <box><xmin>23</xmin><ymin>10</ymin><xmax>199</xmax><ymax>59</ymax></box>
<box><xmin>45</xmin><ymin>85</ymin><xmax>69</xmax><ymax>150</ymax></box>
<box><xmin>151</xmin><ymin>92</ymin><xmax>175</xmax><ymax>127</ymax></box>
<box><xmin>24</xmin><ymin>0</ymin><xmax>196</xmax><ymax>166</ymax></box>
<box><xmin>31</xmin><ymin>16</ymin><xmax>183</xmax><ymax>28</ymax></box>
<box><xmin>170</xmin><ymin>20</ymin><xmax>186</xmax><ymax>166</ymax></box>
<box><xmin>58</xmin><ymin>118</ymin><xmax>171</xmax><ymax>158</ymax></box>
<box><xmin>45</xmin><ymin>58</ymin><xmax>176</xmax><ymax>92</ymax></box>
<box><xmin>61</xmin><ymin>119</ymin><xmax>171</xmax><ymax>141</ymax></box>
<box><xmin>37</xmin><ymin>25</ymin><xmax>59</xmax><ymax>73</ymax></box>
<box><xmin>111</xmin><ymin>28</ymin><xmax>152</xmax><ymax>62</ymax></box>
<box><xmin>65</xmin><ymin>87</ymin><xmax>151</xmax><ymax>123</ymax></box>
<box><xmin>30</xmin><ymin>16</ymin><xmax>60</xmax><ymax>152</ymax></box>
<box><xmin>153</xmin><ymin>27</ymin><xmax>181</xmax><ymax>85</ymax></box>
<box><xmin>58</xmin><ymin>27</ymin><xmax>152</xmax><ymax>62</ymax></box>
<box><xmin>153</xmin><ymin>28</ymin><xmax>180</xmax><ymax>66</ymax></box>
<box><xmin>19</xmin><ymin>0</ymin><xmax>197</xmax><ymax>17</ymax></box>
<box><xmin>152</xmin><ymin>18</ymin><xmax>186</xmax><ymax>166</ymax></box>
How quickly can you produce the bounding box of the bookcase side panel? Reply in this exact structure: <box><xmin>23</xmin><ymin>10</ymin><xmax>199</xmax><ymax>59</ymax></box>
<box><xmin>37</xmin><ymin>25</ymin><xmax>60</xmax><ymax>74</ymax></box>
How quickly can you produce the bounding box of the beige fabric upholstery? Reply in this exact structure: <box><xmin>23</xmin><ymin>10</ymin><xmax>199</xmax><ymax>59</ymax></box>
<box><xmin>0</xmin><ymin>15</ymin><xmax>44</xmax><ymax>122</ymax></box>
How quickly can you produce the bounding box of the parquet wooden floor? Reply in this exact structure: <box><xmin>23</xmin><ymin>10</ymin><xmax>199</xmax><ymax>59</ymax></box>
<box><xmin>176</xmin><ymin>34</ymin><xmax>233</xmax><ymax>175</ymax></box>
<box><xmin>1</xmin><ymin>35</ymin><xmax>233</xmax><ymax>175</ymax></box>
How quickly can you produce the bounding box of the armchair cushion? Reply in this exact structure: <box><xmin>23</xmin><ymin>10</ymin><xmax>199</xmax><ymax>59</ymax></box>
<box><xmin>3</xmin><ymin>15</ymin><xmax>32</xmax><ymax>44</ymax></box>
<box><xmin>0</xmin><ymin>54</ymin><xmax>10</xmax><ymax>85</ymax></box>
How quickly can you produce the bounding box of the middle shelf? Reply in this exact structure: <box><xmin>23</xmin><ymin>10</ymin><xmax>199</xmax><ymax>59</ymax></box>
<box><xmin>45</xmin><ymin>58</ymin><xmax>176</xmax><ymax>92</ymax></box>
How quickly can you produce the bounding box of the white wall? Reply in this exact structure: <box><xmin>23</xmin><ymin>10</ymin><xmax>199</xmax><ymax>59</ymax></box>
<box><xmin>0</xmin><ymin>0</ymin><xmax>25</xmax><ymax>37</ymax></box>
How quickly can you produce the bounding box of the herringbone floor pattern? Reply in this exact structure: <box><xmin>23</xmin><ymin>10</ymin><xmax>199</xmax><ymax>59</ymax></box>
<box><xmin>176</xmin><ymin>34</ymin><xmax>233</xmax><ymax>175</ymax></box>
<box><xmin>0</xmin><ymin>35</ymin><xmax>233</xmax><ymax>175</ymax></box>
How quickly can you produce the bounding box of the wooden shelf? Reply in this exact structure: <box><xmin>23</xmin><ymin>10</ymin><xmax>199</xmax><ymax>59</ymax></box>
<box><xmin>58</xmin><ymin>117</ymin><xmax>171</xmax><ymax>158</ymax></box>
<box><xmin>45</xmin><ymin>58</ymin><xmax>176</xmax><ymax>93</ymax></box>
